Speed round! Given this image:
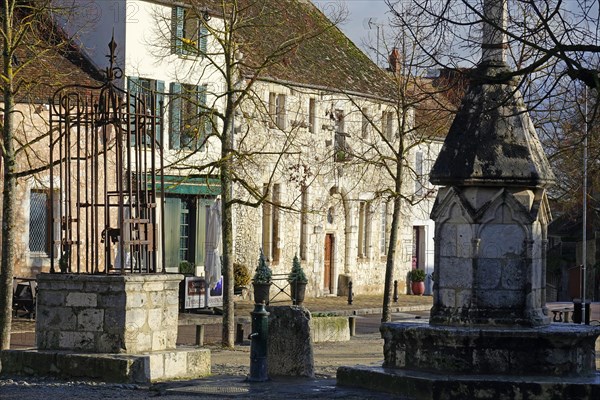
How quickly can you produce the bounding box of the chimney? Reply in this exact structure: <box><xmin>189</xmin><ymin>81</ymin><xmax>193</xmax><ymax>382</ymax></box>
<box><xmin>388</xmin><ymin>48</ymin><xmax>401</xmax><ymax>74</ymax></box>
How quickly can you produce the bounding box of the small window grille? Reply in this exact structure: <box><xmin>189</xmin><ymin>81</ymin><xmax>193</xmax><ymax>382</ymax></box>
<box><xmin>29</xmin><ymin>190</ymin><xmax>49</xmax><ymax>253</ymax></box>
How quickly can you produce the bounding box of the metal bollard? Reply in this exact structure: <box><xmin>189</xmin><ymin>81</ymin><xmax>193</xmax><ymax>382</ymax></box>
<box><xmin>248</xmin><ymin>302</ymin><xmax>270</xmax><ymax>382</ymax></box>
<box><xmin>575</xmin><ymin>301</ymin><xmax>591</xmax><ymax>325</ymax></box>
<box><xmin>393</xmin><ymin>280</ymin><xmax>398</xmax><ymax>303</ymax></box>
<box><xmin>348</xmin><ymin>281</ymin><xmax>354</xmax><ymax>305</ymax></box>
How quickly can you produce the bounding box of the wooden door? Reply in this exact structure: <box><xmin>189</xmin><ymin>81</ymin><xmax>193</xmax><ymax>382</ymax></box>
<box><xmin>324</xmin><ymin>234</ymin><xmax>334</xmax><ymax>293</ymax></box>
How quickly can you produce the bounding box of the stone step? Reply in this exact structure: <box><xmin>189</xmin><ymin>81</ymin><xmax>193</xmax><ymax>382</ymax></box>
<box><xmin>337</xmin><ymin>365</ymin><xmax>600</xmax><ymax>399</ymax></box>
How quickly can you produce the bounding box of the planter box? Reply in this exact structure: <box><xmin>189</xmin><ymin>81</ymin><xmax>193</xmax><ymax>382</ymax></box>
<box><xmin>310</xmin><ymin>315</ymin><xmax>350</xmax><ymax>343</ymax></box>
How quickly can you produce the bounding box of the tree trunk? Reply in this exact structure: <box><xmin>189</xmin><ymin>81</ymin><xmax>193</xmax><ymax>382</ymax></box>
<box><xmin>381</xmin><ymin>133</ymin><xmax>405</xmax><ymax>323</ymax></box>
<box><xmin>221</xmin><ymin>89</ymin><xmax>235</xmax><ymax>348</ymax></box>
<box><xmin>381</xmin><ymin>195</ymin><xmax>402</xmax><ymax>323</ymax></box>
<box><xmin>0</xmin><ymin>3</ymin><xmax>16</xmax><ymax>349</ymax></box>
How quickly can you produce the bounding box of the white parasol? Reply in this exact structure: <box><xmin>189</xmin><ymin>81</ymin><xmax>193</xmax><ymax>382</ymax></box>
<box><xmin>204</xmin><ymin>197</ymin><xmax>222</xmax><ymax>288</ymax></box>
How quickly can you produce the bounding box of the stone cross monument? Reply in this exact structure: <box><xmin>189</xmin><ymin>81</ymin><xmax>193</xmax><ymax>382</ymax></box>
<box><xmin>338</xmin><ymin>0</ymin><xmax>600</xmax><ymax>397</ymax></box>
<box><xmin>428</xmin><ymin>0</ymin><xmax>555</xmax><ymax>327</ymax></box>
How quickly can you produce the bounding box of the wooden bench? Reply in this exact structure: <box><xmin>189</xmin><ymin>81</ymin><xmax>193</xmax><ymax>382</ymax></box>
<box><xmin>13</xmin><ymin>278</ymin><xmax>37</xmax><ymax>319</ymax></box>
<box><xmin>180</xmin><ymin>315</ymin><xmax>251</xmax><ymax>346</ymax></box>
<box><xmin>550</xmin><ymin>307</ymin><xmax>573</xmax><ymax>323</ymax></box>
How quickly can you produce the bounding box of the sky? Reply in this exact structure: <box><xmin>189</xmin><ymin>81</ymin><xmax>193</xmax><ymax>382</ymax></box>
<box><xmin>313</xmin><ymin>0</ymin><xmax>393</xmax><ymax>66</ymax></box>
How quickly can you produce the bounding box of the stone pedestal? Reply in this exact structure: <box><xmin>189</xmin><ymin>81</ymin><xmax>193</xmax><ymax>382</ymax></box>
<box><xmin>36</xmin><ymin>273</ymin><xmax>182</xmax><ymax>353</ymax></box>
<box><xmin>268</xmin><ymin>306</ymin><xmax>314</xmax><ymax>378</ymax></box>
<box><xmin>2</xmin><ymin>273</ymin><xmax>211</xmax><ymax>383</ymax></box>
<box><xmin>429</xmin><ymin>187</ymin><xmax>551</xmax><ymax>327</ymax></box>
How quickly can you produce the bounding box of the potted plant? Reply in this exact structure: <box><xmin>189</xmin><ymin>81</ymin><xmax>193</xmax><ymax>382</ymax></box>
<box><xmin>252</xmin><ymin>250</ymin><xmax>272</xmax><ymax>305</ymax></box>
<box><xmin>408</xmin><ymin>269</ymin><xmax>426</xmax><ymax>296</ymax></box>
<box><xmin>234</xmin><ymin>262</ymin><xmax>251</xmax><ymax>295</ymax></box>
<box><xmin>288</xmin><ymin>254</ymin><xmax>308</xmax><ymax>306</ymax></box>
<box><xmin>179</xmin><ymin>260</ymin><xmax>195</xmax><ymax>275</ymax></box>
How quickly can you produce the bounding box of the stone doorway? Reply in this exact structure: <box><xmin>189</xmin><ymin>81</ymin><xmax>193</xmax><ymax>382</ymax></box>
<box><xmin>324</xmin><ymin>233</ymin><xmax>334</xmax><ymax>293</ymax></box>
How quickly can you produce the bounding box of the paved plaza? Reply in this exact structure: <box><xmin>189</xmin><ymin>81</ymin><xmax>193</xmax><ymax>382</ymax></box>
<box><xmin>5</xmin><ymin>295</ymin><xmax>600</xmax><ymax>399</ymax></box>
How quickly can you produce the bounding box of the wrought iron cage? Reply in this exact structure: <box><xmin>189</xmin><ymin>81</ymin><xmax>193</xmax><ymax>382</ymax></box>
<box><xmin>49</xmin><ymin>39</ymin><xmax>165</xmax><ymax>274</ymax></box>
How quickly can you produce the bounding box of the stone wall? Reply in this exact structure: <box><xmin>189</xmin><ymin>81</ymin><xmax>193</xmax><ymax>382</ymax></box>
<box><xmin>267</xmin><ymin>306</ymin><xmax>314</xmax><ymax>377</ymax></box>
<box><xmin>36</xmin><ymin>273</ymin><xmax>182</xmax><ymax>354</ymax></box>
<box><xmin>230</xmin><ymin>82</ymin><xmax>442</xmax><ymax>298</ymax></box>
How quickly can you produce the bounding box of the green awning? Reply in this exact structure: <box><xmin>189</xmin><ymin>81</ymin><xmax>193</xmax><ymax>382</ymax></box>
<box><xmin>153</xmin><ymin>175</ymin><xmax>221</xmax><ymax>196</ymax></box>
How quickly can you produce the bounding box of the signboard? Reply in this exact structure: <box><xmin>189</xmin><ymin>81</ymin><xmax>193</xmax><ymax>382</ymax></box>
<box><xmin>207</xmin><ymin>276</ymin><xmax>223</xmax><ymax>308</ymax></box>
<box><xmin>184</xmin><ymin>276</ymin><xmax>206</xmax><ymax>309</ymax></box>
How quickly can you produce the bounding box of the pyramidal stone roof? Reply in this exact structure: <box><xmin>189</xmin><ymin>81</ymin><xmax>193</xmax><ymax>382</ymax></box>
<box><xmin>430</xmin><ymin>1</ymin><xmax>555</xmax><ymax>188</ymax></box>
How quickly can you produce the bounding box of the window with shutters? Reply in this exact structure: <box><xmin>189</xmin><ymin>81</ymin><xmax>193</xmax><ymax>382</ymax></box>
<box><xmin>164</xmin><ymin>196</ymin><xmax>212</xmax><ymax>270</ymax></box>
<box><xmin>334</xmin><ymin>110</ymin><xmax>351</xmax><ymax>162</ymax></box>
<box><xmin>170</xmin><ymin>83</ymin><xmax>212</xmax><ymax>150</ymax></box>
<box><xmin>382</xmin><ymin>110</ymin><xmax>394</xmax><ymax>140</ymax></box>
<box><xmin>308</xmin><ymin>98</ymin><xmax>316</xmax><ymax>133</ymax></box>
<box><xmin>361</xmin><ymin>107</ymin><xmax>371</xmax><ymax>138</ymax></box>
<box><xmin>172</xmin><ymin>6</ymin><xmax>208</xmax><ymax>56</ymax></box>
<box><xmin>268</xmin><ymin>92</ymin><xmax>286</xmax><ymax>129</ymax></box>
<box><xmin>262</xmin><ymin>183</ymin><xmax>280</xmax><ymax>263</ymax></box>
<box><xmin>380</xmin><ymin>202</ymin><xmax>388</xmax><ymax>256</ymax></box>
<box><xmin>127</xmin><ymin>77</ymin><xmax>164</xmax><ymax>147</ymax></box>
<box><xmin>415</xmin><ymin>150</ymin><xmax>424</xmax><ymax>196</ymax></box>
<box><xmin>357</xmin><ymin>201</ymin><xmax>371</xmax><ymax>259</ymax></box>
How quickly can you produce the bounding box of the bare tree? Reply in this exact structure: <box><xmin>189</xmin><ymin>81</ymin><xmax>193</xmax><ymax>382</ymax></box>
<box><xmin>336</xmin><ymin>7</ymin><xmax>457</xmax><ymax>321</ymax></box>
<box><xmin>384</xmin><ymin>0</ymin><xmax>600</xmax><ymax>204</ymax></box>
<box><xmin>150</xmin><ymin>0</ymin><xmax>345</xmax><ymax>348</ymax></box>
<box><xmin>0</xmin><ymin>0</ymin><xmax>98</xmax><ymax>349</ymax></box>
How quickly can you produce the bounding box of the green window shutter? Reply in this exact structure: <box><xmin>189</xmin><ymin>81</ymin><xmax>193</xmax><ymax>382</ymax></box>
<box><xmin>172</xmin><ymin>6</ymin><xmax>184</xmax><ymax>54</ymax></box>
<box><xmin>198</xmin><ymin>84</ymin><xmax>208</xmax><ymax>149</ymax></box>
<box><xmin>155</xmin><ymin>80</ymin><xmax>164</xmax><ymax>146</ymax></box>
<box><xmin>128</xmin><ymin>77</ymin><xmax>140</xmax><ymax>147</ymax></box>
<box><xmin>199</xmin><ymin>23</ymin><xmax>208</xmax><ymax>55</ymax></box>
<box><xmin>169</xmin><ymin>82</ymin><xmax>182</xmax><ymax>149</ymax></box>
<box><xmin>164</xmin><ymin>197</ymin><xmax>182</xmax><ymax>271</ymax></box>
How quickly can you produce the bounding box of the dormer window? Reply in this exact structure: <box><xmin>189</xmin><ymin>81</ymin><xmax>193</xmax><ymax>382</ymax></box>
<box><xmin>172</xmin><ymin>6</ymin><xmax>208</xmax><ymax>56</ymax></box>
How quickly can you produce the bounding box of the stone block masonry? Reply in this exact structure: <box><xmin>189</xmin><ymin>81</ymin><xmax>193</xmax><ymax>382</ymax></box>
<box><xmin>3</xmin><ymin>273</ymin><xmax>212</xmax><ymax>383</ymax></box>
<box><xmin>36</xmin><ymin>273</ymin><xmax>183</xmax><ymax>354</ymax></box>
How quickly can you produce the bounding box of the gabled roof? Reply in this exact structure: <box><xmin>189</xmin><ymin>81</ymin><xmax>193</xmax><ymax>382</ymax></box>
<box><xmin>159</xmin><ymin>0</ymin><xmax>395</xmax><ymax>100</ymax></box>
<box><xmin>3</xmin><ymin>12</ymin><xmax>103</xmax><ymax>104</ymax></box>
<box><xmin>430</xmin><ymin>63</ymin><xmax>556</xmax><ymax>188</ymax></box>
<box><xmin>236</xmin><ymin>0</ymin><xmax>395</xmax><ymax>99</ymax></box>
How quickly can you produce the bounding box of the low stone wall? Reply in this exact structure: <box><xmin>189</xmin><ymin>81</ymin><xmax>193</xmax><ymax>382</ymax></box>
<box><xmin>36</xmin><ymin>273</ymin><xmax>182</xmax><ymax>354</ymax></box>
<box><xmin>1</xmin><ymin>348</ymin><xmax>210</xmax><ymax>383</ymax></box>
<box><xmin>311</xmin><ymin>315</ymin><xmax>350</xmax><ymax>343</ymax></box>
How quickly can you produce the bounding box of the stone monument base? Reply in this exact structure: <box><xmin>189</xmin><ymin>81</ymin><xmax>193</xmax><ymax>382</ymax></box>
<box><xmin>337</xmin><ymin>365</ymin><xmax>600</xmax><ymax>399</ymax></box>
<box><xmin>1</xmin><ymin>347</ymin><xmax>210</xmax><ymax>383</ymax></box>
<box><xmin>337</xmin><ymin>322</ymin><xmax>600</xmax><ymax>399</ymax></box>
<box><xmin>382</xmin><ymin>322</ymin><xmax>600</xmax><ymax>376</ymax></box>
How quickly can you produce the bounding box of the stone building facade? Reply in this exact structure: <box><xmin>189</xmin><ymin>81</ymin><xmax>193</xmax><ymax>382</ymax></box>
<box><xmin>19</xmin><ymin>0</ymin><xmax>446</xmax><ymax>298</ymax></box>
